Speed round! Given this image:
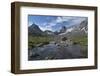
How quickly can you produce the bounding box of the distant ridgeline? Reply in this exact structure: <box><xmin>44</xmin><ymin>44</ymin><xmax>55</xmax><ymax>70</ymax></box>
<box><xmin>28</xmin><ymin>19</ymin><xmax>88</xmax><ymax>49</ymax></box>
<box><xmin>28</xmin><ymin>19</ymin><xmax>88</xmax><ymax>37</ymax></box>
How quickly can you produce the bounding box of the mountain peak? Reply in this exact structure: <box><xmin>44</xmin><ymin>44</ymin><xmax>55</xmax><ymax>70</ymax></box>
<box><xmin>60</xmin><ymin>26</ymin><xmax>67</xmax><ymax>33</ymax></box>
<box><xmin>28</xmin><ymin>23</ymin><xmax>43</xmax><ymax>36</ymax></box>
<box><xmin>30</xmin><ymin>23</ymin><xmax>39</xmax><ymax>28</ymax></box>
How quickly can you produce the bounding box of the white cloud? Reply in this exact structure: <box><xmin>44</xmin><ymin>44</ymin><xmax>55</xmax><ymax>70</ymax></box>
<box><xmin>48</xmin><ymin>22</ymin><xmax>56</xmax><ymax>27</ymax></box>
<box><xmin>71</xmin><ymin>17</ymin><xmax>87</xmax><ymax>25</ymax></box>
<box><xmin>41</xmin><ymin>16</ymin><xmax>76</xmax><ymax>31</ymax></box>
<box><xmin>39</xmin><ymin>16</ymin><xmax>87</xmax><ymax>31</ymax></box>
<box><xmin>56</xmin><ymin>16</ymin><xmax>73</xmax><ymax>23</ymax></box>
<box><xmin>39</xmin><ymin>26</ymin><xmax>52</xmax><ymax>31</ymax></box>
<box><xmin>28</xmin><ymin>21</ymin><xmax>33</xmax><ymax>26</ymax></box>
<box><xmin>40</xmin><ymin>20</ymin><xmax>56</xmax><ymax>31</ymax></box>
<box><xmin>56</xmin><ymin>16</ymin><xmax>87</xmax><ymax>24</ymax></box>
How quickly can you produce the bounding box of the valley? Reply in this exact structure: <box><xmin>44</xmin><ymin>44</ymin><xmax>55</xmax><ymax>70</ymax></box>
<box><xmin>28</xmin><ymin>19</ymin><xmax>88</xmax><ymax>60</ymax></box>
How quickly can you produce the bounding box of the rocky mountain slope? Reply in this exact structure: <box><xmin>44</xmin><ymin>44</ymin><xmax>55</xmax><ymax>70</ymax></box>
<box><xmin>28</xmin><ymin>23</ymin><xmax>43</xmax><ymax>36</ymax></box>
<box><xmin>58</xmin><ymin>19</ymin><xmax>88</xmax><ymax>38</ymax></box>
<box><xmin>28</xmin><ymin>19</ymin><xmax>88</xmax><ymax>38</ymax></box>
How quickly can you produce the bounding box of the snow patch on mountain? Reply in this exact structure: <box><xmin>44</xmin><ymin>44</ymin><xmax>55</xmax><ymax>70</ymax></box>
<box><xmin>59</xmin><ymin>27</ymin><xmax>74</xmax><ymax>35</ymax></box>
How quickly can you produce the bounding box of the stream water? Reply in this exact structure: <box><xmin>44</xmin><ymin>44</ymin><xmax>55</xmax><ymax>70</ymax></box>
<box><xmin>28</xmin><ymin>42</ymin><xmax>87</xmax><ymax>60</ymax></box>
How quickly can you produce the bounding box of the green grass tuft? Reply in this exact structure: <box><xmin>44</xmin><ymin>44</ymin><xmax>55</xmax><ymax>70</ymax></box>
<box><xmin>28</xmin><ymin>36</ymin><xmax>53</xmax><ymax>49</ymax></box>
<box><xmin>71</xmin><ymin>36</ymin><xmax>87</xmax><ymax>46</ymax></box>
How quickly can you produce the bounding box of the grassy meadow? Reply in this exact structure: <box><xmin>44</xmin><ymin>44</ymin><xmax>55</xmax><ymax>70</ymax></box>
<box><xmin>71</xmin><ymin>36</ymin><xmax>88</xmax><ymax>57</ymax></box>
<box><xmin>28</xmin><ymin>36</ymin><xmax>53</xmax><ymax>49</ymax></box>
<box><xmin>71</xmin><ymin>36</ymin><xmax>87</xmax><ymax>46</ymax></box>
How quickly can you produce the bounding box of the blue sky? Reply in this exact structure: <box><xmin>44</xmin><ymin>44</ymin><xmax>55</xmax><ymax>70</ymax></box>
<box><xmin>28</xmin><ymin>15</ymin><xmax>87</xmax><ymax>32</ymax></box>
